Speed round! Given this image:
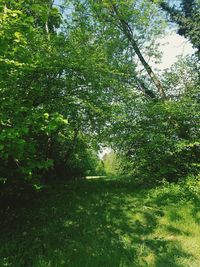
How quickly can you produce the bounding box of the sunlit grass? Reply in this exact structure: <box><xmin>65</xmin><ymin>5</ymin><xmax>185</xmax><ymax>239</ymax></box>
<box><xmin>0</xmin><ymin>177</ymin><xmax>200</xmax><ymax>267</ymax></box>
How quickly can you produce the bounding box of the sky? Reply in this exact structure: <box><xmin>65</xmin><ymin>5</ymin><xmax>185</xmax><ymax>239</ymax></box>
<box><xmin>99</xmin><ymin>147</ymin><xmax>112</xmax><ymax>159</ymax></box>
<box><xmin>154</xmin><ymin>32</ymin><xmax>194</xmax><ymax>70</ymax></box>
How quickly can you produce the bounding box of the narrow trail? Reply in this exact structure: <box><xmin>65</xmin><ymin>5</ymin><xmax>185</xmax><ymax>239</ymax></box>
<box><xmin>1</xmin><ymin>178</ymin><xmax>200</xmax><ymax>267</ymax></box>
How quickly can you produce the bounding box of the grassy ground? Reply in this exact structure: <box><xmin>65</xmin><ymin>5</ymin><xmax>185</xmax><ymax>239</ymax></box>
<box><xmin>0</xmin><ymin>177</ymin><xmax>200</xmax><ymax>267</ymax></box>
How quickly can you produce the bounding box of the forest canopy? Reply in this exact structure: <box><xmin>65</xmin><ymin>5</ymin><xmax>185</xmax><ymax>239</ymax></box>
<box><xmin>0</xmin><ymin>0</ymin><xmax>199</xmax><ymax>192</ymax></box>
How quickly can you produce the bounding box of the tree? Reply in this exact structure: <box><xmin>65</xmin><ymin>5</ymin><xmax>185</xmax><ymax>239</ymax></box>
<box><xmin>0</xmin><ymin>0</ymin><xmax>129</xmax><ymax>188</ymax></box>
<box><xmin>103</xmin><ymin>150</ymin><xmax>121</xmax><ymax>175</ymax></box>
<box><xmin>0</xmin><ymin>0</ymin><xmax>94</xmax><ymax>186</ymax></box>
<box><xmin>87</xmin><ymin>0</ymin><xmax>167</xmax><ymax>98</ymax></box>
<box><xmin>155</xmin><ymin>0</ymin><xmax>200</xmax><ymax>56</ymax></box>
<box><xmin>109</xmin><ymin>56</ymin><xmax>200</xmax><ymax>182</ymax></box>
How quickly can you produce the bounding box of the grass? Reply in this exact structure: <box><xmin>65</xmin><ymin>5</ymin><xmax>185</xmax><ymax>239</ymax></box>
<box><xmin>0</xmin><ymin>177</ymin><xmax>200</xmax><ymax>267</ymax></box>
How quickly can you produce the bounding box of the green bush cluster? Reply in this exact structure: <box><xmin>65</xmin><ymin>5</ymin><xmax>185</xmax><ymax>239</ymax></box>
<box><xmin>115</xmin><ymin>86</ymin><xmax>200</xmax><ymax>182</ymax></box>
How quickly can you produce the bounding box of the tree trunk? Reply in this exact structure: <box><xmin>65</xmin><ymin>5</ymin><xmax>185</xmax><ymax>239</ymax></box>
<box><xmin>111</xmin><ymin>3</ymin><xmax>166</xmax><ymax>99</ymax></box>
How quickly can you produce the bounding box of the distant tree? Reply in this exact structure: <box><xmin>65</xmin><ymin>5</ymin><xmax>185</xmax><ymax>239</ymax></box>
<box><xmin>103</xmin><ymin>151</ymin><xmax>122</xmax><ymax>176</ymax></box>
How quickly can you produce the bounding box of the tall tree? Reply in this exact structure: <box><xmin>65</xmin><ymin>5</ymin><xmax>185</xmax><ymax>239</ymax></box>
<box><xmin>0</xmin><ymin>0</ymin><xmax>130</xmax><ymax>186</ymax></box>
<box><xmin>88</xmin><ymin>0</ymin><xmax>167</xmax><ymax>98</ymax></box>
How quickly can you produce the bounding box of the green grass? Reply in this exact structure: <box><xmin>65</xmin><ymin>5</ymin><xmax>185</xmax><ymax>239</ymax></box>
<box><xmin>0</xmin><ymin>177</ymin><xmax>200</xmax><ymax>267</ymax></box>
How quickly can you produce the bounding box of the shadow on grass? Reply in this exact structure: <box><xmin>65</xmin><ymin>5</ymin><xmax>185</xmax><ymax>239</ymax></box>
<box><xmin>0</xmin><ymin>178</ymin><xmax>198</xmax><ymax>267</ymax></box>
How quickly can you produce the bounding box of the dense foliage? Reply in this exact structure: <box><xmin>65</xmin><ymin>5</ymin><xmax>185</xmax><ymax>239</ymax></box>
<box><xmin>0</xmin><ymin>0</ymin><xmax>199</xmax><ymax>192</ymax></box>
<box><xmin>113</xmin><ymin>88</ymin><xmax>199</xmax><ymax>181</ymax></box>
<box><xmin>0</xmin><ymin>0</ymin><xmax>121</xmax><ymax>187</ymax></box>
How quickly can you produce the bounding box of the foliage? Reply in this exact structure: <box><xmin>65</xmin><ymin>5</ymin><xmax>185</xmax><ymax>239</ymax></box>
<box><xmin>111</xmin><ymin>87</ymin><xmax>200</xmax><ymax>181</ymax></box>
<box><xmin>0</xmin><ymin>0</ymin><xmax>123</xmax><ymax>188</ymax></box>
<box><xmin>0</xmin><ymin>0</ymin><xmax>199</xmax><ymax>192</ymax></box>
<box><xmin>161</xmin><ymin>54</ymin><xmax>200</xmax><ymax>97</ymax></box>
<box><xmin>0</xmin><ymin>0</ymin><xmax>64</xmax><ymax>185</ymax></box>
<box><xmin>147</xmin><ymin>174</ymin><xmax>200</xmax><ymax>204</ymax></box>
<box><xmin>84</xmin><ymin>0</ymin><xmax>168</xmax><ymax>98</ymax></box>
